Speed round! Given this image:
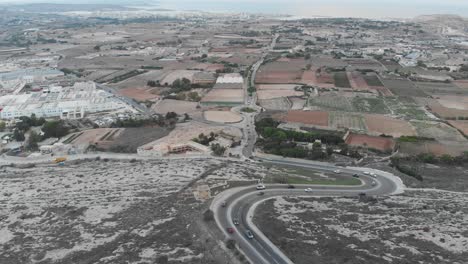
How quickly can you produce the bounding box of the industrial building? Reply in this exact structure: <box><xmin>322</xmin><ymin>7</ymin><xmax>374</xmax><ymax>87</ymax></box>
<box><xmin>0</xmin><ymin>81</ymin><xmax>134</xmax><ymax>120</ymax></box>
<box><xmin>0</xmin><ymin>68</ymin><xmax>64</xmax><ymax>90</ymax></box>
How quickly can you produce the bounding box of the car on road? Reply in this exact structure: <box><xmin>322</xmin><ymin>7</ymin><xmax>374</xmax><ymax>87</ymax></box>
<box><xmin>371</xmin><ymin>180</ymin><xmax>377</xmax><ymax>186</ymax></box>
<box><xmin>245</xmin><ymin>230</ymin><xmax>254</xmax><ymax>239</ymax></box>
<box><xmin>227</xmin><ymin>227</ymin><xmax>235</xmax><ymax>234</ymax></box>
<box><xmin>256</xmin><ymin>184</ymin><xmax>266</xmax><ymax>190</ymax></box>
<box><xmin>233</xmin><ymin>218</ymin><xmax>239</xmax><ymax>225</ymax></box>
<box><xmin>257</xmin><ymin>191</ymin><xmax>265</xmax><ymax>196</ymax></box>
<box><xmin>371</xmin><ymin>173</ymin><xmax>377</xmax><ymax>178</ymax></box>
<box><xmin>334</xmin><ymin>169</ymin><xmax>341</xmax><ymax>174</ymax></box>
<box><xmin>287</xmin><ymin>184</ymin><xmax>295</xmax><ymax>189</ymax></box>
<box><xmin>221</xmin><ymin>201</ymin><xmax>227</xmax><ymax>207</ymax></box>
<box><xmin>352</xmin><ymin>174</ymin><xmax>359</xmax><ymax>178</ymax></box>
<box><xmin>363</xmin><ymin>171</ymin><xmax>370</xmax><ymax>175</ymax></box>
<box><xmin>305</xmin><ymin>188</ymin><xmax>313</xmax><ymax>192</ymax></box>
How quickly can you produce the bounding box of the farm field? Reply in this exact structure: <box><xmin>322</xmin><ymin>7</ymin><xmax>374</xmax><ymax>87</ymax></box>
<box><xmin>204</xmin><ymin>110</ymin><xmax>243</xmax><ymax>123</ymax></box>
<box><xmin>414</xmin><ymin>82</ymin><xmax>468</xmax><ymax>96</ymax></box>
<box><xmin>345</xmin><ymin>133</ymin><xmax>395</xmax><ymax>151</ymax></box>
<box><xmin>65</xmin><ymin>128</ymin><xmax>124</xmax><ymax>152</ymax></box>
<box><xmin>329</xmin><ymin>112</ymin><xmax>367</xmax><ymax>131</ymax></box>
<box><xmin>384</xmin><ymin>96</ymin><xmax>431</xmax><ymax>120</ymax></box>
<box><xmin>290</xmin><ymin>97</ymin><xmax>306</xmax><ymax>110</ymax></box>
<box><xmin>382</xmin><ymin>78</ymin><xmax>427</xmax><ymax>97</ymax></box>
<box><xmin>436</xmin><ymin>95</ymin><xmax>468</xmax><ymax>110</ymax></box>
<box><xmin>117</xmin><ymin>87</ymin><xmax>159</xmax><ymax>101</ymax></box>
<box><xmin>363</xmin><ymin>74</ymin><xmax>384</xmax><ymax>87</ymax></box>
<box><xmin>256</xmin><ymin>84</ymin><xmax>300</xmax><ymax>90</ymax></box>
<box><xmin>105</xmin><ymin>126</ymin><xmax>173</xmax><ymax>153</ymax></box>
<box><xmin>364</xmin><ymin>114</ymin><xmax>417</xmax><ymax>137</ymax></box>
<box><xmin>399</xmin><ymin>141</ymin><xmax>468</xmax><ymax>156</ymax></box>
<box><xmin>256</xmin><ymin>89</ymin><xmax>303</xmax><ymax>100</ymax></box>
<box><xmin>152</xmin><ymin>99</ymin><xmax>199</xmax><ymax>115</ymax></box>
<box><xmin>255</xmin><ymin>58</ymin><xmax>305</xmax><ymax>84</ymax></box>
<box><xmin>201</xmin><ymin>88</ymin><xmax>244</xmax><ymax>105</ymax></box>
<box><xmin>449</xmin><ymin>120</ymin><xmax>468</xmax><ymax>136</ymax></box>
<box><xmin>333</xmin><ymin>71</ymin><xmax>352</xmax><ymax>88</ymax></box>
<box><xmin>426</xmin><ymin>100</ymin><xmax>468</xmax><ymax>119</ymax></box>
<box><xmin>276</xmin><ymin>110</ymin><xmax>329</xmax><ymax>127</ymax></box>
<box><xmin>347</xmin><ymin>71</ymin><xmax>370</xmax><ymax>91</ymax></box>
<box><xmin>308</xmin><ymin>94</ymin><xmax>354</xmax><ymax>112</ymax></box>
<box><xmin>351</xmin><ymin>97</ymin><xmax>391</xmax><ymax>114</ymax></box>
<box><xmin>258</xmin><ymin>98</ymin><xmax>291</xmax><ymax>111</ymax></box>
<box><xmin>411</xmin><ymin>121</ymin><xmax>467</xmax><ymax>142</ymax></box>
<box><xmin>160</xmin><ymin>70</ymin><xmax>199</xmax><ymax>86</ymax></box>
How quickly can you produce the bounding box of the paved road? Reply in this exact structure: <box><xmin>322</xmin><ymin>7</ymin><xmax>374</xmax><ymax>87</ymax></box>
<box><xmin>212</xmin><ymin>158</ymin><xmax>400</xmax><ymax>264</ymax></box>
<box><xmin>241</xmin><ymin>34</ymin><xmax>278</xmax><ymax>158</ymax></box>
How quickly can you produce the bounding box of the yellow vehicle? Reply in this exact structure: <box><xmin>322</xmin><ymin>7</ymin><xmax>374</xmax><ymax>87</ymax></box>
<box><xmin>54</xmin><ymin>157</ymin><xmax>67</xmax><ymax>163</ymax></box>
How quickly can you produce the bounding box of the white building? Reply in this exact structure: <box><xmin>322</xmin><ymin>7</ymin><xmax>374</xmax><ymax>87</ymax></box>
<box><xmin>0</xmin><ymin>68</ymin><xmax>64</xmax><ymax>90</ymax></box>
<box><xmin>0</xmin><ymin>81</ymin><xmax>133</xmax><ymax>120</ymax></box>
<box><xmin>216</xmin><ymin>73</ymin><xmax>243</xmax><ymax>84</ymax></box>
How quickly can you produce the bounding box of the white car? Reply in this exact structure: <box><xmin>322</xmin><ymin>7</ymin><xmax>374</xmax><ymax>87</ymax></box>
<box><xmin>333</xmin><ymin>170</ymin><xmax>341</xmax><ymax>174</ymax></box>
<box><xmin>371</xmin><ymin>173</ymin><xmax>377</xmax><ymax>178</ymax></box>
<box><xmin>363</xmin><ymin>171</ymin><xmax>370</xmax><ymax>175</ymax></box>
<box><xmin>371</xmin><ymin>180</ymin><xmax>377</xmax><ymax>186</ymax></box>
<box><xmin>256</xmin><ymin>184</ymin><xmax>266</xmax><ymax>190</ymax></box>
<box><xmin>305</xmin><ymin>188</ymin><xmax>313</xmax><ymax>192</ymax></box>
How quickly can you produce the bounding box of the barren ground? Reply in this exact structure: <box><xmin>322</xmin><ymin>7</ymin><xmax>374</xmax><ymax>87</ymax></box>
<box><xmin>0</xmin><ymin>158</ymin><xmax>260</xmax><ymax>264</ymax></box>
<box><xmin>255</xmin><ymin>192</ymin><xmax>468</xmax><ymax>264</ymax></box>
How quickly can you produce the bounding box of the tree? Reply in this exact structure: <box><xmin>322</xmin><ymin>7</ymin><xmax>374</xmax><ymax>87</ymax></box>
<box><xmin>26</xmin><ymin>131</ymin><xmax>41</xmax><ymax>151</ymax></box>
<box><xmin>42</xmin><ymin>120</ymin><xmax>69</xmax><ymax>139</ymax></box>
<box><xmin>147</xmin><ymin>80</ymin><xmax>157</xmax><ymax>87</ymax></box>
<box><xmin>165</xmin><ymin>112</ymin><xmax>178</xmax><ymax>120</ymax></box>
<box><xmin>203</xmin><ymin>209</ymin><xmax>214</xmax><ymax>221</ymax></box>
<box><xmin>211</xmin><ymin>143</ymin><xmax>226</xmax><ymax>156</ymax></box>
<box><xmin>13</xmin><ymin>129</ymin><xmax>25</xmax><ymax>141</ymax></box>
<box><xmin>171</xmin><ymin>78</ymin><xmax>192</xmax><ymax>92</ymax></box>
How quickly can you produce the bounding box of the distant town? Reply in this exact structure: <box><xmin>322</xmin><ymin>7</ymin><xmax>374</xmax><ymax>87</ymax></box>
<box><xmin>0</xmin><ymin>3</ymin><xmax>467</xmax><ymax>264</ymax></box>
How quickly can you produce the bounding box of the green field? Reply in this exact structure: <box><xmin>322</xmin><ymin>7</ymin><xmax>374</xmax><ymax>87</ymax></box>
<box><xmin>329</xmin><ymin>111</ymin><xmax>367</xmax><ymax>131</ymax></box>
<box><xmin>308</xmin><ymin>94</ymin><xmax>354</xmax><ymax>111</ymax></box>
<box><xmin>363</xmin><ymin>74</ymin><xmax>384</xmax><ymax>86</ymax></box>
<box><xmin>384</xmin><ymin>96</ymin><xmax>431</xmax><ymax>120</ymax></box>
<box><xmin>333</xmin><ymin>72</ymin><xmax>352</xmax><ymax>88</ymax></box>
<box><xmin>352</xmin><ymin>97</ymin><xmax>391</xmax><ymax>114</ymax></box>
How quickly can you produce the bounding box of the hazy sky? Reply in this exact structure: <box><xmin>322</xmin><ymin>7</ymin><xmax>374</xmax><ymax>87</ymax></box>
<box><xmin>2</xmin><ymin>0</ymin><xmax>468</xmax><ymax>18</ymax></box>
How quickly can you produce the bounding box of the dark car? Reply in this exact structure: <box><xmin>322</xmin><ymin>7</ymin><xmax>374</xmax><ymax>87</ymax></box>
<box><xmin>257</xmin><ymin>191</ymin><xmax>265</xmax><ymax>196</ymax></box>
<box><xmin>352</xmin><ymin>174</ymin><xmax>360</xmax><ymax>178</ymax></box>
<box><xmin>245</xmin><ymin>230</ymin><xmax>254</xmax><ymax>239</ymax></box>
<box><xmin>287</xmin><ymin>184</ymin><xmax>295</xmax><ymax>189</ymax></box>
<box><xmin>227</xmin><ymin>227</ymin><xmax>235</xmax><ymax>234</ymax></box>
<box><xmin>233</xmin><ymin>218</ymin><xmax>239</xmax><ymax>225</ymax></box>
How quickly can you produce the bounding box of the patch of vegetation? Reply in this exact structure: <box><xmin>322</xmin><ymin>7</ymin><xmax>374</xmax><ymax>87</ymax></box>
<box><xmin>109</xmin><ymin>70</ymin><xmax>147</xmax><ymax>83</ymax></box>
<box><xmin>398</xmin><ymin>136</ymin><xmax>435</xmax><ymax>143</ymax></box>
<box><xmin>352</xmin><ymin>97</ymin><xmax>390</xmax><ymax>114</ymax></box>
<box><xmin>211</xmin><ymin>143</ymin><xmax>226</xmax><ymax>156</ymax></box>
<box><xmin>42</xmin><ymin>120</ymin><xmax>69</xmax><ymax>139</ymax></box>
<box><xmin>333</xmin><ymin>72</ymin><xmax>351</xmax><ymax>88</ymax></box>
<box><xmin>240</xmin><ymin>107</ymin><xmax>256</xmax><ymax>113</ymax></box>
<box><xmin>255</xmin><ymin>118</ymin><xmax>343</xmax><ymax>160</ymax></box>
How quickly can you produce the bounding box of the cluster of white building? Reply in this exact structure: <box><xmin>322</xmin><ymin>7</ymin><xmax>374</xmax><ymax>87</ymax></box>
<box><xmin>0</xmin><ymin>81</ymin><xmax>133</xmax><ymax>120</ymax></box>
<box><xmin>0</xmin><ymin>68</ymin><xmax>64</xmax><ymax>91</ymax></box>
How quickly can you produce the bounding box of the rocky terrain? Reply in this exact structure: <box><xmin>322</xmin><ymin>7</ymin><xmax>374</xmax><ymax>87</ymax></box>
<box><xmin>255</xmin><ymin>191</ymin><xmax>468</xmax><ymax>264</ymax></box>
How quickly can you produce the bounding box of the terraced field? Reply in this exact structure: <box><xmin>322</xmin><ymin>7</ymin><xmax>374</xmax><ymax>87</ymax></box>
<box><xmin>329</xmin><ymin>111</ymin><xmax>367</xmax><ymax>131</ymax></box>
<box><xmin>308</xmin><ymin>94</ymin><xmax>354</xmax><ymax>112</ymax></box>
<box><xmin>352</xmin><ymin>97</ymin><xmax>391</xmax><ymax>114</ymax></box>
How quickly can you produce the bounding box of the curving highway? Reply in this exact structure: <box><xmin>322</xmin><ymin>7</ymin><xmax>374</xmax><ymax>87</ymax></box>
<box><xmin>211</xmin><ymin>158</ymin><xmax>402</xmax><ymax>264</ymax></box>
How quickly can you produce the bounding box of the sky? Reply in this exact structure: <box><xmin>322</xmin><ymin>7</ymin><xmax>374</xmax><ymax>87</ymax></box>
<box><xmin>2</xmin><ymin>0</ymin><xmax>468</xmax><ymax>18</ymax></box>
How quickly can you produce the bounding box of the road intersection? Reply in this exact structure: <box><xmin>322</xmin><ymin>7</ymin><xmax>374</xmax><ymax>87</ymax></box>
<box><xmin>211</xmin><ymin>157</ymin><xmax>402</xmax><ymax>264</ymax></box>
